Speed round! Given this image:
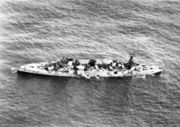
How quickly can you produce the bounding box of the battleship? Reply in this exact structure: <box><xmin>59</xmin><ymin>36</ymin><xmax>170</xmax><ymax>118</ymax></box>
<box><xmin>12</xmin><ymin>55</ymin><xmax>163</xmax><ymax>79</ymax></box>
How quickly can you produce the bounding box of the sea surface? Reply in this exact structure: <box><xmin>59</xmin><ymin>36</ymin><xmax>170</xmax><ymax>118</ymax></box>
<box><xmin>0</xmin><ymin>0</ymin><xmax>180</xmax><ymax>127</ymax></box>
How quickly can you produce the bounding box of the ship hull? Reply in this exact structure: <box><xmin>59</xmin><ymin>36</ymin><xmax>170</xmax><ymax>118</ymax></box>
<box><xmin>14</xmin><ymin>60</ymin><xmax>163</xmax><ymax>79</ymax></box>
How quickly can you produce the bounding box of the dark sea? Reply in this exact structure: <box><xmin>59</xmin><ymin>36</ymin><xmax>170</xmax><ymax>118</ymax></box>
<box><xmin>0</xmin><ymin>0</ymin><xmax>180</xmax><ymax>126</ymax></box>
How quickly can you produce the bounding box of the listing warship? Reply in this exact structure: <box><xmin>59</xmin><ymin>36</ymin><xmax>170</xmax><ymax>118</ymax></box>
<box><xmin>12</xmin><ymin>55</ymin><xmax>162</xmax><ymax>79</ymax></box>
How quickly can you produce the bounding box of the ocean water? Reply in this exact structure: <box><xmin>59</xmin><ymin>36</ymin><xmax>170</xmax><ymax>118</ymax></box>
<box><xmin>0</xmin><ymin>0</ymin><xmax>180</xmax><ymax>126</ymax></box>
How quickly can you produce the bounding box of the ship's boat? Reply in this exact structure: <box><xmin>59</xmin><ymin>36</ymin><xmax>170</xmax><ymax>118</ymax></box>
<box><xmin>12</xmin><ymin>56</ymin><xmax>163</xmax><ymax>79</ymax></box>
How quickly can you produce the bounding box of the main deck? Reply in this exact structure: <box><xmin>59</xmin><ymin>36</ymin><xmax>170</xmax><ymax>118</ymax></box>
<box><xmin>16</xmin><ymin>59</ymin><xmax>162</xmax><ymax>79</ymax></box>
